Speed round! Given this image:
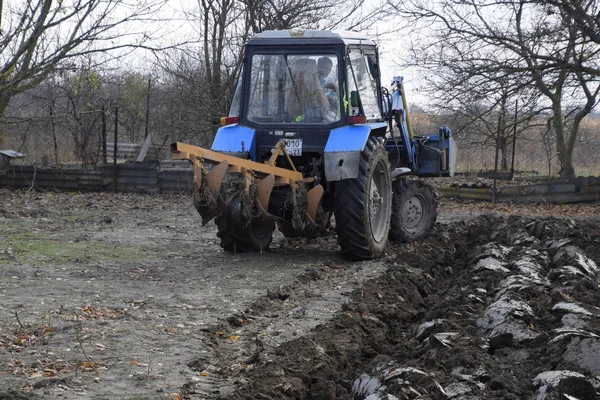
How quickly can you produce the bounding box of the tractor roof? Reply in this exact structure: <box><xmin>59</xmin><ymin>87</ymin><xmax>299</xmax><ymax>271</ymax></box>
<box><xmin>247</xmin><ymin>29</ymin><xmax>377</xmax><ymax>47</ymax></box>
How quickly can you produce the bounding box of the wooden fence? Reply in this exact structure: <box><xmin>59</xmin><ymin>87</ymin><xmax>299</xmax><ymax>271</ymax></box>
<box><xmin>0</xmin><ymin>161</ymin><xmax>193</xmax><ymax>194</ymax></box>
<box><xmin>1</xmin><ymin>162</ymin><xmax>599</xmax><ymax>203</ymax></box>
<box><xmin>438</xmin><ymin>178</ymin><xmax>600</xmax><ymax>204</ymax></box>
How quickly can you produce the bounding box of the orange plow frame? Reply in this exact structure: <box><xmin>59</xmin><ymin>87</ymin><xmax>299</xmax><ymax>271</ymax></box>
<box><xmin>171</xmin><ymin>141</ymin><xmax>324</xmax><ymax>225</ymax></box>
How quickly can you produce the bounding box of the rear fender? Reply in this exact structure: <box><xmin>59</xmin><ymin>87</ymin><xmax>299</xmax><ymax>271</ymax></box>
<box><xmin>212</xmin><ymin>125</ymin><xmax>256</xmax><ymax>161</ymax></box>
<box><xmin>324</xmin><ymin>125</ymin><xmax>371</xmax><ymax>181</ymax></box>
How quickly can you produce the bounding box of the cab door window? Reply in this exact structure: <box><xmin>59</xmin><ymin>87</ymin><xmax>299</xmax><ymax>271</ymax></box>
<box><xmin>346</xmin><ymin>49</ymin><xmax>381</xmax><ymax>121</ymax></box>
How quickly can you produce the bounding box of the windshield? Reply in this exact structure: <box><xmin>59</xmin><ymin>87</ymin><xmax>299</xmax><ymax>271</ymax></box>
<box><xmin>246</xmin><ymin>53</ymin><xmax>341</xmax><ymax>124</ymax></box>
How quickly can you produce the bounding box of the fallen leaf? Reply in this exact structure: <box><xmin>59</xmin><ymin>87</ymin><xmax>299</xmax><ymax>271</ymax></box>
<box><xmin>82</xmin><ymin>305</ymin><xmax>94</xmax><ymax>313</ymax></box>
<box><xmin>80</xmin><ymin>362</ymin><xmax>94</xmax><ymax>368</ymax></box>
<box><xmin>130</xmin><ymin>360</ymin><xmax>139</xmax><ymax>366</ymax></box>
<box><xmin>79</xmin><ymin>361</ymin><xmax>99</xmax><ymax>371</ymax></box>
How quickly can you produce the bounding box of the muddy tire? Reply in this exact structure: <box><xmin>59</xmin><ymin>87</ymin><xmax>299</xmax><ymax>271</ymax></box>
<box><xmin>389</xmin><ymin>179</ymin><xmax>437</xmax><ymax>242</ymax></box>
<box><xmin>216</xmin><ymin>202</ymin><xmax>275</xmax><ymax>252</ymax></box>
<box><xmin>334</xmin><ymin>137</ymin><xmax>392</xmax><ymax>260</ymax></box>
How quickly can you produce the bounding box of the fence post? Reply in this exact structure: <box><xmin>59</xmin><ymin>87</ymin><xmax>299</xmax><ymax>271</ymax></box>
<box><xmin>144</xmin><ymin>79</ymin><xmax>151</xmax><ymax>139</ymax></box>
<box><xmin>102</xmin><ymin>106</ymin><xmax>107</xmax><ymax>164</ymax></box>
<box><xmin>493</xmin><ymin>114</ymin><xmax>502</xmax><ymax>203</ymax></box>
<box><xmin>113</xmin><ymin>107</ymin><xmax>118</xmax><ymax>193</ymax></box>
<box><xmin>510</xmin><ymin>99</ymin><xmax>518</xmax><ymax>181</ymax></box>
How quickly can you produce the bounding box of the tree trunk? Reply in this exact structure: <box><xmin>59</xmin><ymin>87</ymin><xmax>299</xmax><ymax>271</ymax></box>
<box><xmin>0</xmin><ymin>94</ymin><xmax>9</xmax><ymax>120</ymax></box>
<box><xmin>0</xmin><ymin>102</ymin><xmax>5</xmax><ymax>147</ymax></box>
<box><xmin>498</xmin><ymin>95</ymin><xmax>508</xmax><ymax>171</ymax></box>
<box><xmin>559</xmin><ymin>151</ymin><xmax>575</xmax><ymax>178</ymax></box>
<box><xmin>551</xmin><ymin>100</ymin><xmax>575</xmax><ymax>178</ymax></box>
<box><xmin>500</xmin><ymin>136</ymin><xmax>508</xmax><ymax>171</ymax></box>
<box><xmin>49</xmin><ymin>105</ymin><xmax>59</xmax><ymax>166</ymax></box>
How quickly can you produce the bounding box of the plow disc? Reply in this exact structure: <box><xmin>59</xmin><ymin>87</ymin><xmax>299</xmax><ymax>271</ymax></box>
<box><xmin>171</xmin><ymin>141</ymin><xmax>325</xmax><ymax>249</ymax></box>
<box><xmin>191</xmin><ymin>160</ymin><xmax>230</xmax><ymax>225</ymax></box>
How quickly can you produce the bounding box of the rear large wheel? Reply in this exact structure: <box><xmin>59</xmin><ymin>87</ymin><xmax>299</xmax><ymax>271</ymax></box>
<box><xmin>389</xmin><ymin>178</ymin><xmax>437</xmax><ymax>242</ymax></box>
<box><xmin>215</xmin><ymin>202</ymin><xmax>275</xmax><ymax>252</ymax></box>
<box><xmin>334</xmin><ymin>138</ymin><xmax>392</xmax><ymax>260</ymax></box>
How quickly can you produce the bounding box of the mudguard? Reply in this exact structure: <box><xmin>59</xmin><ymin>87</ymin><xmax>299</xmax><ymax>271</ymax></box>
<box><xmin>212</xmin><ymin>125</ymin><xmax>256</xmax><ymax>160</ymax></box>
<box><xmin>324</xmin><ymin>125</ymin><xmax>372</xmax><ymax>181</ymax></box>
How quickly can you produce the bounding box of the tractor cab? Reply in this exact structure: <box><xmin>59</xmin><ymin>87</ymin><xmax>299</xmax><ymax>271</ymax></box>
<box><xmin>224</xmin><ymin>30</ymin><xmax>388</xmax><ymax>165</ymax></box>
<box><xmin>230</xmin><ymin>30</ymin><xmax>384</xmax><ymax>126</ymax></box>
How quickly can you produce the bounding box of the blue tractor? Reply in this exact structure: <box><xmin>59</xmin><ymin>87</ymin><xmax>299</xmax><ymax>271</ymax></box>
<box><xmin>171</xmin><ymin>29</ymin><xmax>456</xmax><ymax>260</ymax></box>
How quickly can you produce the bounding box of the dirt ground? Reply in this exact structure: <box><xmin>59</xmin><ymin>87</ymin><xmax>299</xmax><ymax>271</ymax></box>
<box><xmin>0</xmin><ymin>187</ymin><xmax>599</xmax><ymax>399</ymax></box>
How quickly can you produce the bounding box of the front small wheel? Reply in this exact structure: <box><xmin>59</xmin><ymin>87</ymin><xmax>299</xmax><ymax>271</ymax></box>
<box><xmin>389</xmin><ymin>179</ymin><xmax>437</xmax><ymax>242</ymax></box>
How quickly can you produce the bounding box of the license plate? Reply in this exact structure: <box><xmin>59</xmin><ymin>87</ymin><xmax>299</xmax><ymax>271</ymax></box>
<box><xmin>282</xmin><ymin>139</ymin><xmax>302</xmax><ymax>156</ymax></box>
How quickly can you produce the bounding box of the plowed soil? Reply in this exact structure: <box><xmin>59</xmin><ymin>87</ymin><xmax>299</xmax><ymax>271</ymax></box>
<box><xmin>0</xmin><ymin>188</ymin><xmax>599</xmax><ymax>399</ymax></box>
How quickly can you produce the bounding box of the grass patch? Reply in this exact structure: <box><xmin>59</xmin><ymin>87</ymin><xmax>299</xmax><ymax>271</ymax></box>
<box><xmin>0</xmin><ymin>225</ymin><xmax>148</xmax><ymax>263</ymax></box>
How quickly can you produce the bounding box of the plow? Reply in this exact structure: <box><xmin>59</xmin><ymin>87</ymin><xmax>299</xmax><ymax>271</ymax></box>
<box><xmin>172</xmin><ymin>29</ymin><xmax>456</xmax><ymax>259</ymax></box>
<box><xmin>171</xmin><ymin>140</ymin><xmax>326</xmax><ymax>251</ymax></box>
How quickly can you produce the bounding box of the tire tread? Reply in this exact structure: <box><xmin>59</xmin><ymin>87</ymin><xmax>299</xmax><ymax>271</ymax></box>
<box><xmin>334</xmin><ymin>138</ymin><xmax>391</xmax><ymax>260</ymax></box>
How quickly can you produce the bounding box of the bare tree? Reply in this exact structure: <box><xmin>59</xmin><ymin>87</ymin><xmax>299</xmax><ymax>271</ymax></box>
<box><xmin>241</xmin><ymin>0</ymin><xmax>373</xmax><ymax>32</ymax></box>
<box><xmin>119</xmin><ymin>73</ymin><xmax>152</xmax><ymax>143</ymax></box>
<box><xmin>543</xmin><ymin>0</ymin><xmax>600</xmax><ymax>62</ymax></box>
<box><xmin>0</xmin><ymin>0</ymin><xmax>172</xmax><ymax>119</ymax></box>
<box><xmin>56</xmin><ymin>69</ymin><xmax>106</xmax><ymax>166</ymax></box>
<box><xmin>199</xmin><ymin>0</ymin><xmax>249</xmax><ymax>124</ymax></box>
<box><xmin>152</xmin><ymin>55</ymin><xmax>218</xmax><ymax>147</ymax></box>
<box><xmin>391</xmin><ymin>0</ymin><xmax>600</xmax><ymax>177</ymax></box>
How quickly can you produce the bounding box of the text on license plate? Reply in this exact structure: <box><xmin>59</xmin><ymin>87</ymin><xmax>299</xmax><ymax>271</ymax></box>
<box><xmin>282</xmin><ymin>139</ymin><xmax>302</xmax><ymax>156</ymax></box>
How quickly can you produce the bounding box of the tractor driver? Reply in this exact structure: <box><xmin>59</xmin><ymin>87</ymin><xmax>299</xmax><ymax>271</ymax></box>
<box><xmin>317</xmin><ymin>57</ymin><xmax>338</xmax><ymax>92</ymax></box>
<box><xmin>317</xmin><ymin>57</ymin><xmax>339</xmax><ymax>113</ymax></box>
<box><xmin>286</xmin><ymin>58</ymin><xmax>330</xmax><ymax>122</ymax></box>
